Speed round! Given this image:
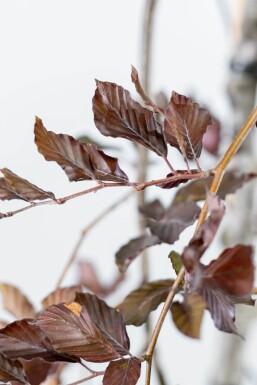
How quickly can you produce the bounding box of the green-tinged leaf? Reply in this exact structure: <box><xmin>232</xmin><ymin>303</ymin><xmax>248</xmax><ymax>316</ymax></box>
<box><xmin>77</xmin><ymin>135</ymin><xmax>119</xmax><ymax>151</ymax></box>
<box><xmin>117</xmin><ymin>280</ymin><xmax>174</xmax><ymax>326</ymax></box>
<box><xmin>41</xmin><ymin>285</ymin><xmax>83</xmax><ymax>309</ymax></box>
<box><xmin>36</xmin><ymin>302</ymin><xmax>121</xmax><ymax>362</ymax></box>
<box><xmin>164</xmin><ymin>91</ymin><xmax>213</xmax><ymax>160</ymax></box>
<box><xmin>171</xmin><ymin>293</ymin><xmax>206</xmax><ymax>339</ymax></box>
<box><xmin>0</xmin><ymin>353</ymin><xmax>28</xmax><ymax>383</ymax></box>
<box><xmin>0</xmin><ymin>319</ymin><xmax>77</xmax><ymax>363</ymax></box>
<box><xmin>168</xmin><ymin>251</ymin><xmax>184</xmax><ymax>282</ymax></box>
<box><xmin>75</xmin><ymin>293</ymin><xmax>130</xmax><ymax>355</ymax></box>
<box><xmin>92</xmin><ymin>80</ymin><xmax>167</xmax><ymax>157</ymax></box>
<box><xmin>0</xmin><ymin>283</ymin><xmax>35</xmax><ymax>319</ymax></box>
<box><xmin>0</xmin><ymin>169</ymin><xmax>55</xmax><ymax>202</ymax></box>
<box><xmin>103</xmin><ymin>357</ymin><xmax>141</xmax><ymax>385</ymax></box>
<box><xmin>34</xmin><ymin>117</ymin><xmax>128</xmax><ymax>183</ymax></box>
<box><xmin>174</xmin><ymin>171</ymin><xmax>257</xmax><ymax>203</ymax></box>
<box><xmin>147</xmin><ymin>202</ymin><xmax>200</xmax><ymax>244</ymax></box>
<box><xmin>115</xmin><ymin>235</ymin><xmax>161</xmax><ymax>273</ymax></box>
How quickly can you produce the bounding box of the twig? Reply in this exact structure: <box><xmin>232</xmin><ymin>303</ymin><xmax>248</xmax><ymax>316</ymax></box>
<box><xmin>0</xmin><ymin>171</ymin><xmax>207</xmax><ymax>220</ymax></box>
<box><xmin>144</xmin><ymin>105</ymin><xmax>257</xmax><ymax>385</ymax></box>
<box><xmin>56</xmin><ymin>190</ymin><xmax>134</xmax><ymax>288</ymax></box>
<box><xmin>64</xmin><ymin>371</ymin><xmax>105</xmax><ymax>385</ymax></box>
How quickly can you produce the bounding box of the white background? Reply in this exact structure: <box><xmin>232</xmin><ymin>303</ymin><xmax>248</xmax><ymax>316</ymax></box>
<box><xmin>1</xmin><ymin>1</ymin><xmax>257</xmax><ymax>385</ymax></box>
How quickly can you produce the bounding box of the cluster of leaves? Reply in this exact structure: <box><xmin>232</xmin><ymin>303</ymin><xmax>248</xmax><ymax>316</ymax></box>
<box><xmin>0</xmin><ymin>68</ymin><xmax>256</xmax><ymax>385</ymax></box>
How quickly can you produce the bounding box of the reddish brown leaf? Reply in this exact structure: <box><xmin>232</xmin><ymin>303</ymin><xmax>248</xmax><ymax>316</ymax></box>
<box><xmin>131</xmin><ymin>66</ymin><xmax>163</xmax><ymax>113</ymax></box>
<box><xmin>78</xmin><ymin>262</ymin><xmax>124</xmax><ymax>297</ymax></box>
<box><xmin>202</xmin><ymin>119</ymin><xmax>221</xmax><ymax>155</ymax></box>
<box><xmin>182</xmin><ymin>194</ymin><xmax>225</xmax><ymax>273</ymax></box>
<box><xmin>34</xmin><ymin>117</ymin><xmax>128</xmax><ymax>183</ymax></box>
<box><xmin>75</xmin><ymin>293</ymin><xmax>130</xmax><ymax>355</ymax></box>
<box><xmin>0</xmin><ymin>353</ymin><xmax>28</xmax><ymax>383</ymax></box>
<box><xmin>0</xmin><ymin>319</ymin><xmax>77</xmax><ymax>363</ymax></box>
<box><xmin>171</xmin><ymin>293</ymin><xmax>206</xmax><ymax>339</ymax></box>
<box><xmin>36</xmin><ymin>303</ymin><xmax>121</xmax><ymax>362</ymax></box>
<box><xmin>164</xmin><ymin>91</ymin><xmax>213</xmax><ymax>160</ymax></box>
<box><xmin>174</xmin><ymin>171</ymin><xmax>257</xmax><ymax>203</ymax></box>
<box><xmin>204</xmin><ymin>245</ymin><xmax>254</xmax><ymax>296</ymax></box>
<box><xmin>103</xmin><ymin>357</ymin><xmax>141</xmax><ymax>385</ymax></box>
<box><xmin>115</xmin><ymin>235</ymin><xmax>161</xmax><ymax>273</ymax></box>
<box><xmin>92</xmin><ymin>80</ymin><xmax>167</xmax><ymax>157</ymax></box>
<box><xmin>147</xmin><ymin>202</ymin><xmax>200</xmax><ymax>244</ymax></box>
<box><xmin>117</xmin><ymin>279</ymin><xmax>174</xmax><ymax>326</ymax></box>
<box><xmin>11</xmin><ymin>358</ymin><xmax>60</xmax><ymax>385</ymax></box>
<box><xmin>41</xmin><ymin>285</ymin><xmax>83</xmax><ymax>309</ymax></box>
<box><xmin>0</xmin><ymin>283</ymin><xmax>35</xmax><ymax>319</ymax></box>
<box><xmin>157</xmin><ymin>170</ymin><xmax>199</xmax><ymax>189</ymax></box>
<box><xmin>0</xmin><ymin>169</ymin><xmax>55</xmax><ymax>202</ymax></box>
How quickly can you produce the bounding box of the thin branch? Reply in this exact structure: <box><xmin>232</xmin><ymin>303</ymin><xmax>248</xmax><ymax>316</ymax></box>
<box><xmin>144</xmin><ymin>104</ymin><xmax>257</xmax><ymax>385</ymax></box>
<box><xmin>64</xmin><ymin>371</ymin><xmax>105</xmax><ymax>385</ymax></box>
<box><xmin>0</xmin><ymin>171</ymin><xmax>208</xmax><ymax>220</ymax></box>
<box><xmin>56</xmin><ymin>190</ymin><xmax>134</xmax><ymax>288</ymax></box>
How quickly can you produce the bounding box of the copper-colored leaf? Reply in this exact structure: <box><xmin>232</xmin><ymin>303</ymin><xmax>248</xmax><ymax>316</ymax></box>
<box><xmin>0</xmin><ymin>169</ymin><xmax>55</xmax><ymax>202</ymax></box>
<box><xmin>204</xmin><ymin>245</ymin><xmax>254</xmax><ymax>297</ymax></box>
<box><xmin>92</xmin><ymin>80</ymin><xmax>167</xmax><ymax>157</ymax></box>
<box><xmin>11</xmin><ymin>358</ymin><xmax>60</xmax><ymax>385</ymax></box>
<box><xmin>0</xmin><ymin>319</ymin><xmax>77</xmax><ymax>363</ymax></box>
<box><xmin>0</xmin><ymin>283</ymin><xmax>35</xmax><ymax>319</ymax></box>
<box><xmin>182</xmin><ymin>194</ymin><xmax>225</xmax><ymax>273</ymax></box>
<box><xmin>0</xmin><ymin>353</ymin><xmax>28</xmax><ymax>383</ymax></box>
<box><xmin>36</xmin><ymin>303</ymin><xmax>121</xmax><ymax>362</ymax></box>
<box><xmin>147</xmin><ymin>202</ymin><xmax>200</xmax><ymax>244</ymax></box>
<box><xmin>34</xmin><ymin>117</ymin><xmax>128</xmax><ymax>183</ymax></box>
<box><xmin>174</xmin><ymin>171</ymin><xmax>257</xmax><ymax>203</ymax></box>
<box><xmin>131</xmin><ymin>66</ymin><xmax>162</xmax><ymax>113</ymax></box>
<box><xmin>41</xmin><ymin>285</ymin><xmax>83</xmax><ymax>309</ymax></box>
<box><xmin>75</xmin><ymin>293</ymin><xmax>130</xmax><ymax>355</ymax></box>
<box><xmin>115</xmin><ymin>235</ymin><xmax>161</xmax><ymax>273</ymax></box>
<box><xmin>103</xmin><ymin>357</ymin><xmax>141</xmax><ymax>385</ymax></box>
<box><xmin>164</xmin><ymin>91</ymin><xmax>213</xmax><ymax>160</ymax></box>
<box><xmin>171</xmin><ymin>293</ymin><xmax>206</xmax><ymax>339</ymax></box>
<box><xmin>117</xmin><ymin>279</ymin><xmax>174</xmax><ymax>326</ymax></box>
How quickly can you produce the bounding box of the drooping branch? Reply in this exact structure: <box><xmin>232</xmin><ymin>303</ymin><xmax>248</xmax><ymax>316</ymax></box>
<box><xmin>144</xmin><ymin>104</ymin><xmax>257</xmax><ymax>385</ymax></box>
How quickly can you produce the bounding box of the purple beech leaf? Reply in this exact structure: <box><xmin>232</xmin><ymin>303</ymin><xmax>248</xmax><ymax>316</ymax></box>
<box><xmin>115</xmin><ymin>235</ymin><xmax>161</xmax><ymax>273</ymax></box>
<box><xmin>147</xmin><ymin>202</ymin><xmax>201</xmax><ymax>244</ymax></box>
<box><xmin>202</xmin><ymin>118</ymin><xmax>221</xmax><ymax>155</ymax></box>
<box><xmin>36</xmin><ymin>302</ymin><xmax>121</xmax><ymax>362</ymax></box>
<box><xmin>164</xmin><ymin>91</ymin><xmax>213</xmax><ymax>160</ymax></box>
<box><xmin>174</xmin><ymin>171</ymin><xmax>257</xmax><ymax>203</ymax></box>
<box><xmin>131</xmin><ymin>66</ymin><xmax>162</xmax><ymax>113</ymax></box>
<box><xmin>204</xmin><ymin>245</ymin><xmax>254</xmax><ymax>297</ymax></box>
<box><xmin>139</xmin><ymin>199</ymin><xmax>165</xmax><ymax>220</ymax></box>
<box><xmin>158</xmin><ymin>169</ymin><xmax>199</xmax><ymax>189</ymax></box>
<box><xmin>0</xmin><ymin>319</ymin><xmax>77</xmax><ymax>363</ymax></box>
<box><xmin>0</xmin><ymin>283</ymin><xmax>35</xmax><ymax>320</ymax></box>
<box><xmin>92</xmin><ymin>80</ymin><xmax>168</xmax><ymax>157</ymax></box>
<box><xmin>34</xmin><ymin>117</ymin><xmax>128</xmax><ymax>183</ymax></box>
<box><xmin>75</xmin><ymin>292</ymin><xmax>130</xmax><ymax>355</ymax></box>
<box><xmin>0</xmin><ymin>169</ymin><xmax>55</xmax><ymax>202</ymax></box>
<box><xmin>103</xmin><ymin>357</ymin><xmax>141</xmax><ymax>385</ymax></box>
<box><xmin>41</xmin><ymin>285</ymin><xmax>83</xmax><ymax>309</ymax></box>
<box><xmin>182</xmin><ymin>194</ymin><xmax>225</xmax><ymax>273</ymax></box>
<box><xmin>0</xmin><ymin>353</ymin><xmax>28</xmax><ymax>384</ymax></box>
<box><xmin>202</xmin><ymin>286</ymin><xmax>238</xmax><ymax>335</ymax></box>
<box><xmin>117</xmin><ymin>279</ymin><xmax>174</xmax><ymax>326</ymax></box>
<box><xmin>11</xmin><ymin>358</ymin><xmax>60</xmax><ymax>385</ymax></box>
<box><xmin>171</xmin><ymin>293</ymin><xmax>206</xmax><ymax>339</ymax></box>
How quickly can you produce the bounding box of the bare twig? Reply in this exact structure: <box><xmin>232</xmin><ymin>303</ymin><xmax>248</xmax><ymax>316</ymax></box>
<box><xmin>0</xmin><ymin>171</ymin><xmax>208</xmax><ymax>221</ymax></box>
<box><xmin>64</xmin><ymin>371</ymin><xmax>105</xmax><ymax>385</ymax></box>
<box><xmin>56</xmin><ymin>190</ymin><xmax>134</xmax><ymax>288</ymax></box>
<box><xmin>144</xmin><ymin>105</ymin><xmax>257</xmax><ymax>385</ymax></box>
